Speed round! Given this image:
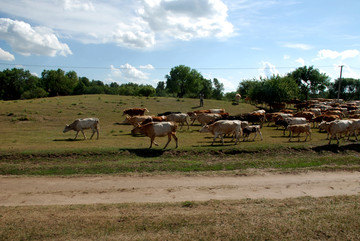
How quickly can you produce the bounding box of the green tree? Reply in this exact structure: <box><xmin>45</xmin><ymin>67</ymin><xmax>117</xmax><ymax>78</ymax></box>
<box><xmin>237</xmin><ymin>79</ymin><xmax>259</xmax><ymax>99</ymax></box>
<box><xmin>288</xmin><ymin>66</ymin><xmax>330</xmax><ymax>100</ymax></box>
<box><xmin>212</xmin><ymin>78</ymin><xmax>224</xmax><ymax>100</ymax></box>
<box><xmin>329</xmin><ymin>78</ymin><xmax>360</xmax><ymax>100</ymax></box>
<box><xmin>165</xmin><ymin>65</ymin><xmax>206</xmax><ymax>98</ymax></box>
<box><xmin>0</xmin><ymin>68</ymin><xmax>44</xmax><ymax>100</ymax></box>
<box><xmin>41</xmin><ymin>69</ymin><xmax>78</xmax><ymax>96</ymax></box>
<box><xmin>155</xmin><ymin>81</ymin><xmax>166</xmax><ymax>97</ymax></box>
<box><xmin>247</xmin><ymin>75</ymin><xmax>299</xmax><ymax>106</ymax></box>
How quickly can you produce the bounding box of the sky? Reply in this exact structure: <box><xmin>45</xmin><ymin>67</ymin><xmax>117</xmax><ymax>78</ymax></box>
<box><xmin>0</xmin><ymin>0</ymin><xmax>360</xmax><ymax>93</ymax></box>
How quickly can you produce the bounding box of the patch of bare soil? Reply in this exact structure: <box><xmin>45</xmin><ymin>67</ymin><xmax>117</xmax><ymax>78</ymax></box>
<box><xmin>1</xmin><ymin>171</ymin><xmax>359</xmax><ymax>206</ymax></box>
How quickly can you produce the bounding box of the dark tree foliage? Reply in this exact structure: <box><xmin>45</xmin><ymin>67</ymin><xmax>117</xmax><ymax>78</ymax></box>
<box><xmin>0</xmin><ymin>68</ymin><xmax>45</xmax><ymax>100</ymax></box>
<box><xmin>328</xmin><ymin>78</ymin><xmax>360</xmax><ymax>100</ymax></box>
<box><xmin>165</xmin><ymin>65</ymin><xmax>215</xmax><ymax>98</ymax></box>
<box><xmin>239</xmin><ymin>75</ymin><xmax>299</xmax><ymax>106</ymax></box>
<box><xmin>212</xmin><ymin>78</ymin><xmax>224</xmax><ymax>100</ymax></box>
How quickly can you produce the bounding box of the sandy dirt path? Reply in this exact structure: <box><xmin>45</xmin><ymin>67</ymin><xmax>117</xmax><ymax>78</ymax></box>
<box><xmin>1</xmin><ymin>171</ymin><xmax>360</xmax><ymax>206</ymax></box>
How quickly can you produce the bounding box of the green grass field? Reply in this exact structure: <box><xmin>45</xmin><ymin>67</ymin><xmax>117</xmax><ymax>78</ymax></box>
<box><xmin>0</xmin><ymin>94</ymin><xmax>359</xmax><ymax>175</ymax></box>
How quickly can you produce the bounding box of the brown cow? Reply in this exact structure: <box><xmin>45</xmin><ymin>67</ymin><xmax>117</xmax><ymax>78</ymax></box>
<box><xmin>131</xmin><ymin>121</ymin><xmax>178</xmax><ymax>149</ymax></box>
<box><xmin>123</xmin><ymin>108</ymin><xmax>149</xmax><ymax>117</ymax></box>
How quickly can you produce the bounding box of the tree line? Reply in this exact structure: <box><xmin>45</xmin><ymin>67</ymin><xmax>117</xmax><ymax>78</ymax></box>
<box><xmin>237</xmin><ymin>66</ymin><xmax>360</xmax><ymax>105</ymax></box>
<box><xmin>0</xmin><ymin>65</ymin><xmax>359</xmax><ymax>104</ymax></box>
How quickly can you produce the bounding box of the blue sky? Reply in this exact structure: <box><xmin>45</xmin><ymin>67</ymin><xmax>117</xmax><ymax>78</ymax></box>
<box><xmin>0</xmin><ymin>0</ymin><xmax>359</xmax><ymax>93</ymax></box>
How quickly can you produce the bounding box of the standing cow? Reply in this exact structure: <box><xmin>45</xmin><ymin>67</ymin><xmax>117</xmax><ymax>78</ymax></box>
<box><xmin>131</xmin><ymin>121</ymin><xmax>178</xmax><ymax>149</ymax></box>
<box><xmin>63</xmin><ymin>118</ymin><xmax>99</xmax><ymax>140</ymax></box>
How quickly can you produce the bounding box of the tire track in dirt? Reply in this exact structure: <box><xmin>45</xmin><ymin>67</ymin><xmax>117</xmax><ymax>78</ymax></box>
<box><xmin>1</xmin><ymin>171</ymin><xmax>359</xmax><ymax>206</ymax></box>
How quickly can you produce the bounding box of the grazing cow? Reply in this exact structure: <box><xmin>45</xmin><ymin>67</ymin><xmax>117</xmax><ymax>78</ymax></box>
<box><xmin>279</xmin><ymin>117</ymin><xmax>307</xmax><ymax>135</ymax></box>
<box><xmin>131</xmin><ymin>121</ymin><xmax>178</xmax><ymax>149</ymax></box>
<box><xmin>191</xmin><ymin>113</ymin><xmax>221</xmax><ymax>126</ymax></box>
<box><xmin>312</xmin><ymin>114</ymin><xmax>340</xmax><ymax>128</ymax></box>
<box><xmin>325</xmin><ymin>110</ymin><xmax>343</xmax><ymax>118</ymax></box>
<box><xmin>239</xmin><ymin>112</ymin><xmax>265</xmax><ymax>126</ymax></box>
<box><xmin>328</xmin><ymin>120</ymin><xmax>353</xmax><ymax>145</ymax></box>
<box><xmin>242</xmin><ymin>125</ymin><xmax>263</xmax><ymax>141</ymax></box>
<box><xmin>269</xmin><ymin>102</ymin><xmax>286</xmax><ymax>110</ymax></box>
<box><xmin>157</xmin><ymin>111</ymin><xmax>181</xmax><ymax>116</ymax></box>
<box><xmin>187</xmin><ymin>109</ymin><xmax>225</xmax><ymax>125</ymax></box>
<box><xmin>123</xmin><ymin>115</ymin><xmax>153</xmax><ymax>126</ymax></box>
<box><xmin>123</xmin><ymin>108</ymin><xmax>149</xmax><ymax>117</ymax></box>
<box><xmin>347</xmin><ymin>119</ymin><xmax>360</xmax><ymax>141</ymax></box>
<box><xmin>288</xmin><ymin>124</ymin><xmax>311</xmax><ymax>142</ymax></box>
<box><xmin>294</xmin><ymin>111</ymin><xmax>315</xmax><ymax>122</ymax></box>
<box><xmin>139</xmin><ymin>116</ymin><xmax>167</xmax><ymax>125</ymax></box>
<box><xmin>318</xmin><ymin>121</ymin><xmax>333</xmax><ymax>139</ymax></box>
<box><xmin>199</xmin><ymin>120</ymin><xmax>242</xmax><ymax>145</ymax></box>
<box><xmin>165</xmin><ymin>113</ymin><xmax>190</xmax><ymax>130</ymax></box>
<box><xmin>63</xmin><ymin>118</ymin><xmax>99</xmax><ymax>140</ymax></box>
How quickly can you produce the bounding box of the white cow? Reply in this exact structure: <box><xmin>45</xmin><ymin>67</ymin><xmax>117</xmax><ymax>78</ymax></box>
<box><xmin>199</xmin><ymin>120</ymin><xmax>241</xmax><ymax>145</ymax></box>
<box><xmin>347</xmin><ymin>119</ymin><xmax>360</xmax><ymax>141</ymax></box>
<box><xmin>165</xmin><ymin>113</ymin><xmax>190</xmax><ymax>130</ymax></box>
<box><xmin>63</xmin><ymin>118</ymin><xmax>99</xmax><ymax>140</ymax></box>
<box><xmin>328</xmin><ymin>120</ymin><xmax>353</xmax><ymax>145</ymax></box>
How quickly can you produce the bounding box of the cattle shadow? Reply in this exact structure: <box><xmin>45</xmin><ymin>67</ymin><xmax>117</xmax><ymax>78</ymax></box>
<box><xmin>119</xmin><ymin>148</ymin><xmax>166</xmax><ymax>157</ymax></box>
<box><xmin>312</xmin><ymin>143</ymin><xmax>360</xmax><ymax>153</ymax></box>
<box><xmin>53</xmin><ymin>138</ymin><xmax>82</xmax><ymax>142</ymax></box>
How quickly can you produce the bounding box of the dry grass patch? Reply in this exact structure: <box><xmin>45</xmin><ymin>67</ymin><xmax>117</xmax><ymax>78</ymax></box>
<box><xmin>1</xmin><ymin>195</ymin><xmax>359</xmax><ymax>240</ymax></box>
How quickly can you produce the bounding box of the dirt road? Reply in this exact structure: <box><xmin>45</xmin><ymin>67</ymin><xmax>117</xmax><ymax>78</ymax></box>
<box><xmin>1</xmin><ymin>171</ymin><xmax>359</xmax><ymax>206</ymax></box>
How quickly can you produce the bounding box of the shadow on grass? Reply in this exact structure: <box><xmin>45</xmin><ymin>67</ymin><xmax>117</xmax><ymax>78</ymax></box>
<box><xmin>312</xmin><ymin>143</ymin><xmax>360</xmax><ymax>153</ymax></box>
<box><xmin>119</xmin><ymin>148</ymin><xmax>166</xmax><ymax>157</ymax></box>
<box><xmin>53</xmin><ymin>138</ymin><xmax>82</xmax><ymax>142</ymax></box>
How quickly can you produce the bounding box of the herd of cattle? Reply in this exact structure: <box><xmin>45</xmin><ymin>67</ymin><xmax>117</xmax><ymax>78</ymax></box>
<box><xmin>63</xmin><ymin>99</ymin><xmax>360</xmax><ymax>148</ymax></box>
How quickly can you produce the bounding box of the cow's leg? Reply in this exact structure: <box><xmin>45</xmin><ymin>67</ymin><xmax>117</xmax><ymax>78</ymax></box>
<box><xmin>289</xmin><ymin>132</ymin><xmax>293</xmax><ymax>142</ymax></box>
<box><xmin>211</xmin><ymin>133</ymin><xmax>219</xmax><ymax>145</ymax></box>
<box><xmin>258</xmin><ymin>130</ymin><xmax>263</xmax><ymax>141</ymax></box>
<box><xmin>172</xmin><ymin>132</ymin><xmax>178</xmax><ymax>148</ymax></box>
<box><xmin>220</xmin><ymin>134</ymin><xmax>225</xmax><ymax>145</ymax></box>
<box><xmin>252</xmin><ymin>132</ymin><xmax>257</xmax><ymax>141</ymax></box>
<box><xmin>90</xmin><ymin>127</ymin><xmax>96</xmax><ymax>139</ymax></box>
<box><xmin>164</xmin><ymin>134</ymin><xmax>172</xmax><ymax>149</ymax></box>
<box><xmin>185</xmin><ymin>119</ymin><xmax>190</xmax><ymax>130</ymax></box>
<box><xmin>74</xmin><ymin>131</ymin><xmax>80</xmax><ymax>140</ymax></box>
<box><xmin>80</xmin><ymin>129</ymin><xmax>86</xmax><ymax>140</ymax></box>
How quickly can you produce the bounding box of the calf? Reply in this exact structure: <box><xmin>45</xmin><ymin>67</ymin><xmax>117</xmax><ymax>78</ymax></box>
<box><xmin>242</xmin><ymin>125</ymin><xmax>263</xmax><ymax>142</ymax></box>
<box><xmin>123</xmin><ymin>108</ymin><xmax>149</xmax><ymax>117</ymax></box>
<box><xmin>63</xmin><ymin>118</ymin><xmax>99</xmax><ymax>140</ymax></box>
<box><xmin>288</xmin><ymin>124</ymin><xmax>311</xmax><ymax>142</ymax></box>
<box><xmin>131</xmin><ymin>121</ymin><xmax>178</xmax><ymax>149</ymax></box>
<box><xmin>199</xmin><ymin>120</ymin><xmax>241</xmax><ymax>145</ymax></box>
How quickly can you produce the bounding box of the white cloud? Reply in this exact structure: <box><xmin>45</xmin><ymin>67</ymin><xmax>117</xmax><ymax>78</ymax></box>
<box><xmin>63</xmin><ymin>0</ymin><xmax>95</xmax><ymax>11</ymax></box>
<box><xmin>316</xmin><ymin>49</ymin><xmax>360</xmax><ymax>60</ymax></box>
<box><xmin>295</xmin><ymin>57</ymin><xmax>305</xmax><ymax>66</ymax></box>
<box><xmin>140</xmin><ymin>0</ymin><xmax>234</xmax><ymax>41</ymax></box>
<box><xmin>140</xmin><ymin>64</ymin><xmax>155</xmax><ymax>70</ymax></box>
<box><xmin>108</xmin><ymin>64</ymin><xmax>155</xmax><ymax>85</ymax></box>
<box><xmin>283</xmin><ymin>43</ymin><xmax>312</xmax><ymax>50</ymax></box>
<box><xmin>259</xmin><ymin>61</ymin><xmax>279</xmax><ymax>78</ymax></box>
<box><xmin>0</xmin><ymin>18</ymin><xmax>72</xmax><ymax>57</ymax></box>
<box><xmin>283</xmin><ymin>55</ymin><xmax>290</xmax><ymax>60</ymax></box>
<box><xmin>0</xmin><ymin>48</ymin><xmax>15</xmax><ymax>61</ymax></box>
<box><xmin>0</xmin><ymin>0</ymin><xmax>234</xmax><ymax>49</ymax></box>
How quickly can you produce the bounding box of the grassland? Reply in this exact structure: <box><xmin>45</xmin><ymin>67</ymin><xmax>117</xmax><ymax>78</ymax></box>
<box><xmin>0</xmin><ymin>94</ymin><xmax>359</xmax><ymax>240</ymax></box>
